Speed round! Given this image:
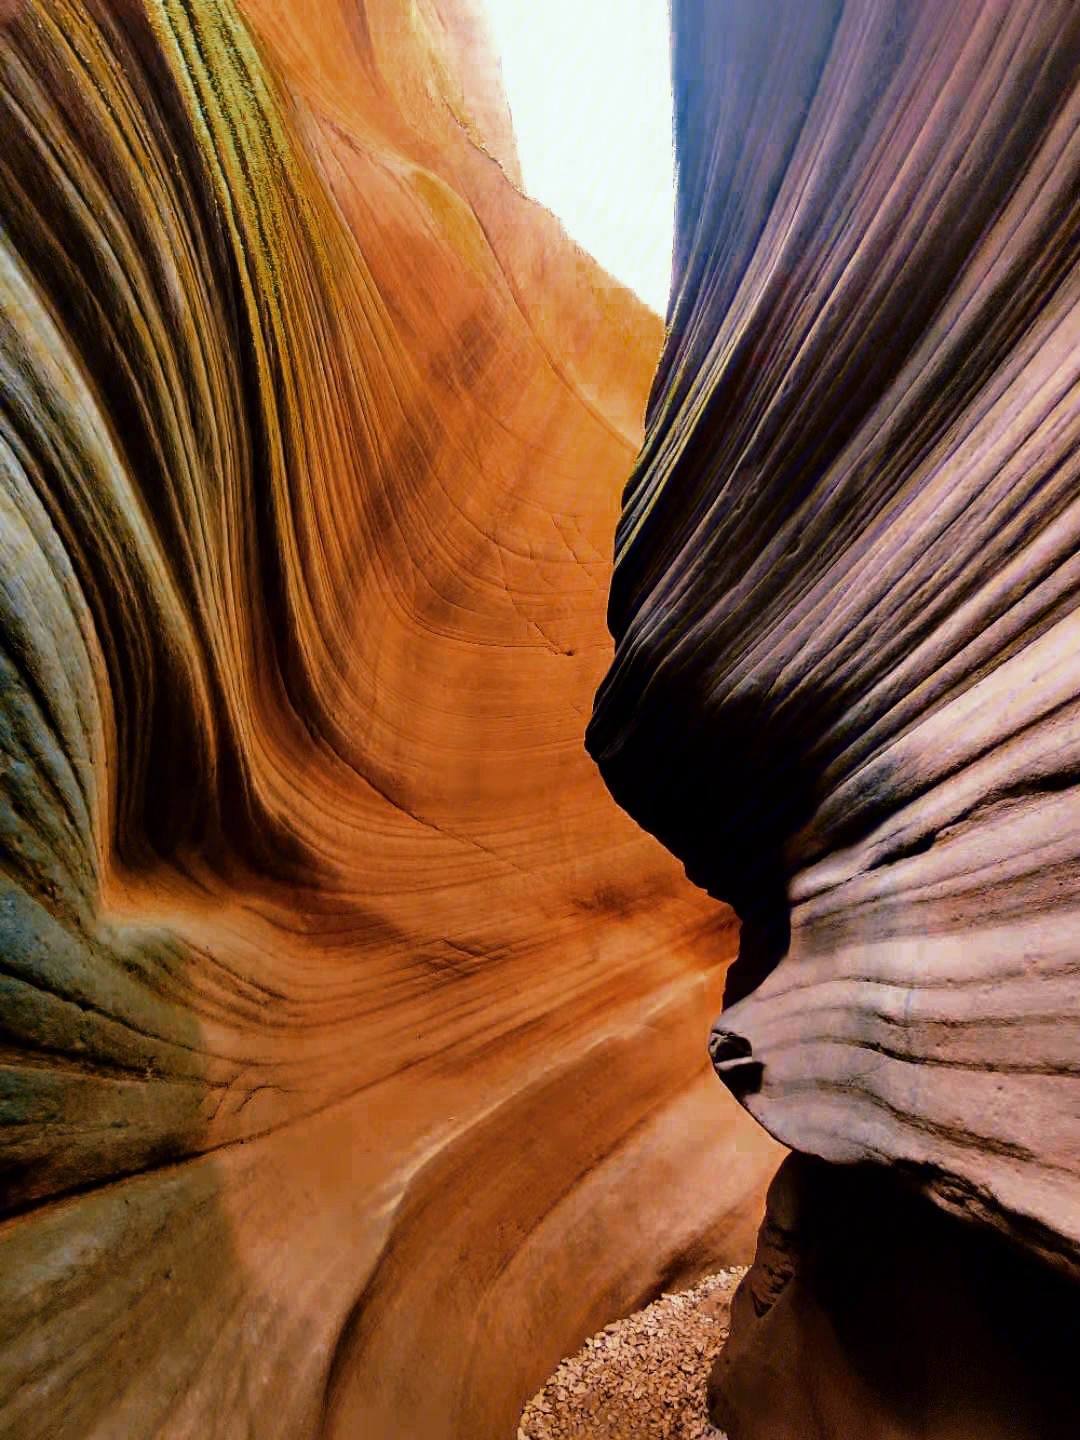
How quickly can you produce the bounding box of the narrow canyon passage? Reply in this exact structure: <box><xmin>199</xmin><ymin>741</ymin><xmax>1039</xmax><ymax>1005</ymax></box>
<box><xmin>3</xmin><ymin>3</ymin><xmax>1080</xmax><ymax>1439</ymax></box>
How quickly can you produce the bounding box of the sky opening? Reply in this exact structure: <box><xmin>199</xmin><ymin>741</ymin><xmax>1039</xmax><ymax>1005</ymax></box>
<box><xmin>480</xmin><ymin>0</ymin><xmax>676</xmax><ymax>316</ymax></box>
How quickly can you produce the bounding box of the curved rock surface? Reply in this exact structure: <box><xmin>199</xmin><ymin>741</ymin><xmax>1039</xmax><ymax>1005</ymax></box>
<box><xmin>707</xmin><ymin>1155</ymin><xmax>1080</xmax><ymax>1440</ymax></box>
<box><xmin>588</xmin><ymin>0</ymin><xmax>1080</xmax><ymax>1273</ymax></box>
<box><xmin>0</xmin><ymin>3</ymin><xmax>781</xmax><ymax>1437</ymax></box>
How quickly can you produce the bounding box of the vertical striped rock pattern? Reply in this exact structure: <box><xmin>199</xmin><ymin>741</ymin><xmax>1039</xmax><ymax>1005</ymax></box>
<box><xmin>588</xmin><ymin>0</ymin><xmax>1080</xmax><ymax>1273</ymax></box>
<box><xmin>0</xmin><ymin>3</ymin><xmax>782</xmax><ymax>1437</ymax></box>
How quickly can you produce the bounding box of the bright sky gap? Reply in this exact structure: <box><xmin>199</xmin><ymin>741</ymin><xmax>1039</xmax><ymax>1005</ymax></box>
<box><xmin>481</xmin><ymin>0</ymin><xmax>677</xmax><ymax>316</ymax></box>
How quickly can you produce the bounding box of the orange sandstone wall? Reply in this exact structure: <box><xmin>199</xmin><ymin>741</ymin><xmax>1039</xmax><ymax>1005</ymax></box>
<box><xmin>0</xmin><ymin>2</ymin><xmax>779</xmax><ymax>1437</ymax></box>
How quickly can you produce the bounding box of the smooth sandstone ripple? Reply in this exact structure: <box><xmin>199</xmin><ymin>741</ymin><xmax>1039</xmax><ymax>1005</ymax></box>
<box><xmin>587</xmin><ymin>0</ymin><xmax>1080</xmax><ymax>1275</ymax></box>
<box><xmin>0</xmin><ymin>2</ymin><xmax>781</xmax><ymax>1437</ymax></box>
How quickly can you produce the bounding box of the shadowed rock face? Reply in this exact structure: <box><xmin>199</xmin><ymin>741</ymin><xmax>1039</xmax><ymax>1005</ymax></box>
<box><xmin>0</xmin><ymin>3</ymin><xmax>783</xmax><ymax>1437</ymax></box>
<box><xmin>707</xmin><ymin>1155</ymin><xmax>1080</xmax><ymax>1440</ymax></box>
<box><xmin>588</xmin><ymin>0</ymin><xmax>1080</xmax><ymax>1269</ymax></box>
<box><xmin>587</xmin><ymin>0</ymin><xmax>1080</xmax><ymax>1433</ymax></box>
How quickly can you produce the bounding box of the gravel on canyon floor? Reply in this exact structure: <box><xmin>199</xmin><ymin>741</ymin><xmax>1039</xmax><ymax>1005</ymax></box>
<box><xmin>517</xmin><ymin>1268</ymin><xmax>745</xmax><ymax>1440</ymax></box>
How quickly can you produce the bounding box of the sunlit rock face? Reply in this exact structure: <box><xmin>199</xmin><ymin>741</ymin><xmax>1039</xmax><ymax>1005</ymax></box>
<box><xmin>0</xmin><ymin>3</ymin><xmax>782</xmax><ymax>1437</ymax></box>
<box><xmin>588</xmin><ymin>0</ymin><xmax>1080</xmax><ymax>1431</ymax></box>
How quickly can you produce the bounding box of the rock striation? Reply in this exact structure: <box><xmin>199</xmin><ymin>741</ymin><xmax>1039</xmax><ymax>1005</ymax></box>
<box><xmin>0</xmin><ymin>3</ymin><xmax>781</xmax><ymax>1438</ymax></box>
<box><xmin>589</xmin><ymin>0</ymin><xmax>1080</xmax><ymax>1271</ymax></box>
<box><xmin>586</xmin><ymin>0</ymin><xmax>1080</xmax><ymax>1433</ymax></box>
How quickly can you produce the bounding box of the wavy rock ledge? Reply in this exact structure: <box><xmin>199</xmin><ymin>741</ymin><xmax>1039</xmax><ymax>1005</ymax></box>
<box><xmin>586</xmin><ymin>0</ymin><xmax>1080</xmax><ymax>1433</ymax></box>
<box><xmin>589</xmin><ymin>0</ymin><xmax>1080</xmax><ymax>1270</ymax></box>
<box><xmin>0</xmin><ymin>3</ymin><xmax>781</xmax><ymax>1437</ymax></box>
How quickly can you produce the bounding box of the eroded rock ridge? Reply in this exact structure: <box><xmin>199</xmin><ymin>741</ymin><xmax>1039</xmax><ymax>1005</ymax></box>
<box><xmin>0</xmin><ymin>3</ymin><xmax>781</xmax><ymax>1436</ymax></box>
<box><xmin>587</xmin><ymin>1</ymin><xmax>1080</xmax><ymax>1435</ymax></box>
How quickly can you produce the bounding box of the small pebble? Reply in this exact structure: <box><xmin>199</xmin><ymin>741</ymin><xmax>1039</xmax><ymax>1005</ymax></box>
<box><xmin>517</xmin><ymin>1268</ymin><xmax>746</xmax><ymax>1439</ymax></box>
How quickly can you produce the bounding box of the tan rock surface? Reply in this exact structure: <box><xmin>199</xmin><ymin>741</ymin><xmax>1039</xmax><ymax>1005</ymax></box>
<box><xmin>0</xmin><ymin>2</ymin><xmax>780</xmax><ymax>1437</ymax></box>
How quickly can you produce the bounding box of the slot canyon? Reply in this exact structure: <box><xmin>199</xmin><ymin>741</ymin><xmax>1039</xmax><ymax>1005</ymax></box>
<box><xmin>2</xmin><ymin>2</ymin><xmax>1079</xmax><ymax>1438</ymax></box>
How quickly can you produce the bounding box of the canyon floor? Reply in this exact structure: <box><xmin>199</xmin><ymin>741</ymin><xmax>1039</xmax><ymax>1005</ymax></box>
<box><xmin>517</xmin><ymin>1269</ymin><xmax>744</xmax><ymax>1440</ymax></box>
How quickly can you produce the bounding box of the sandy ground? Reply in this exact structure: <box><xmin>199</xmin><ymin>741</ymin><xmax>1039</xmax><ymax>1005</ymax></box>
<box><xmin>517</xmin><ymin>1268</ymin><xmax>745</xmax><ymax>1440</ymax></box>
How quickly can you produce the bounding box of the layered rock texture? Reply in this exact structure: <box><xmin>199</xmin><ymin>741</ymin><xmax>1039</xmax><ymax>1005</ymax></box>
<box><xmin>586</xmin><ymin>0</ymin><xmax>1080</xmax><ymax>1434</ymax></box>
<box><xmin>0</xmin><ymin>3</ymin><xmax>782</xmax><ymax>1437</ymax></box>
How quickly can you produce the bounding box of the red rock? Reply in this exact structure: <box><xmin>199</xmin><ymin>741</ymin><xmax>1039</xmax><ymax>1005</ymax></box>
<box><xmin>0</xmin><ymin>2</ymin><xmax>780</xmax><ymax>1436</ymax></box>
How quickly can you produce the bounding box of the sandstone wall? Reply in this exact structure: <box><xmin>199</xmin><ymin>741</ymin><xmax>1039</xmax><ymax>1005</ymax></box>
<box><xmin>590</xmin><ymin>0</ymin><xmax>1080</xmax><ymax>1273</ymax></box>
<box><xmin>0</xmin><ymin>3</ymin><xmax>780</xmax><ymax>1436</ymax></box>
<box><xmin>586</xmin><ymin>0</ymin><xmax>1080</xmax><ymax>1433</ymax></box>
